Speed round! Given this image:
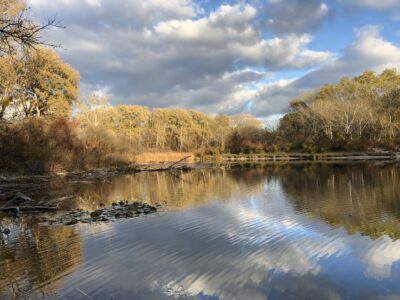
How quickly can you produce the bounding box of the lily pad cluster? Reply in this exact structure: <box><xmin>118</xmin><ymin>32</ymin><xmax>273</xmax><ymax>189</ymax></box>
<box><xmin>42</xmin><ymin>201</ymin><xmax>159</xmax><ymax>226</ymax></box>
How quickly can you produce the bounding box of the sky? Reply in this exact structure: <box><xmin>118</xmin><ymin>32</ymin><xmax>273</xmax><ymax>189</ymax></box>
<box><xmin>28</xmin><ymin>0</ymin><xmax>400</xmax><ymax>118</ymax></box>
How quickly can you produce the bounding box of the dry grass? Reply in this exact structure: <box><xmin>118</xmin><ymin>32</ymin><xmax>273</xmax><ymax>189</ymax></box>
<box><xmin>135</xmin><ymin>151</ymin><xmax>195</xmax><ymax>163</ymax></box>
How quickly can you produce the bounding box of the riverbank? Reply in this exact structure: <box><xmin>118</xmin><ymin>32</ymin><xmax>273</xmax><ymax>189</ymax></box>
<box><xmin>1</xmin><ymin>151</ymin><xmax>399</xmax><ymax>182</ymax></box>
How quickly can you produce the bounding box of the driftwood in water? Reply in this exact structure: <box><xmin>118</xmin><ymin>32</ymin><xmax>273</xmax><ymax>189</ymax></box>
<box><xmin>1</xmin><ymin>191</ymin><xmax>33</xmax><ymax>208</ymax></box>
<box><xmin>168</xmin><ymin>155</ymin><xmax>191</xmax><ymax>169</ymax></box>
<box><xmin>0</xmin><ymin>206</ymin><xmax>58</xmax><ymax>213</ymax></box>
<box><xmin>0</xmin><ymin>191</ymin><xmax>64</xmax><ymax>213</ymax></box>
<box><xmin>1</xmin><ymin>192</ymin><xmax>33</xmax><ymax>207</ymax></box>
<box><xmin>137</xmin><ymin>156</ymin><xmax>192</xmax><ymax>172</ymax></box>
<box><xmin>45</xmin><ymin>195</ymin><xmax>75</xmax><ymax>205</ymax></box>
<box><xmin>0</xmin><ymin>191</ymin><xmax>73</xmax><ymax>215</ymax></box>
<box><xmin>0</xmin><ymin>207</ymin><xmax>19</xmax><ymax>214</ymax></box>
<box><xmin>141</xmin><ymin>155</ymin><xmax>190</xmax><ymax>172</ymax></box>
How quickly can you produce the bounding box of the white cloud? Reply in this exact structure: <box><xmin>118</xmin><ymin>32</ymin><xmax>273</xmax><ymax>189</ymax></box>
<box><xmin>153</xmin><ymin>5</ymin><xmax>332</xmax><ymax>70</ymax></box>
<box><xmin>252</xmin><ymin>25</ymin><xmax>400</xmax><ymax>116</ymax></box>
<box><xmin>28</xmin><ymin>1</ymin><xmax>399</xmax><ymax>117</ymax></box>
<box><xmin>28</xmin><ymin>0</ymin><xmax>332</xmax><ymax>115</ymax></box>
<box><xmin>30</xmin><ymin>0</ymin><xmax>197</xmax><ymax>28</ymax></box>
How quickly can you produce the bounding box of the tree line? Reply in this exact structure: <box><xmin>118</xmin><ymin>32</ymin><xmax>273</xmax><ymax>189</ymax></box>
<box><xmin>278</xmin><ymin>69</ymin><xmax>400</xmax><ymax>152</ymax></box>
<box><xmin>77</xmin><ymin>95</ymin><xmax>266</xmax><ymax>154</ymax></box>
<box><xmin>78</xmin><ymin>68</ymin><xmax>400</xmax><ymax>155</ymax></box>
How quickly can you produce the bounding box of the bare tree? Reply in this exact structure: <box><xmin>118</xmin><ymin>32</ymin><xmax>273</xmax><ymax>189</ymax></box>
<box><xmin>0</xmin><ymin>0</ymin><xmax>60</xmax><ymax>56</ymax></box>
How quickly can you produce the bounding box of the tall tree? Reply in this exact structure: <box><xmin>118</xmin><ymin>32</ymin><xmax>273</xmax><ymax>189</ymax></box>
<box><xmin>17</xmin><ymin>47</ymin><xmax>80</xmax><ymax>118</ymax></box>
<box><xmin>213</xmin><ymin>114</ymin><xmax>231</xmax><ymax>152</ymax></box>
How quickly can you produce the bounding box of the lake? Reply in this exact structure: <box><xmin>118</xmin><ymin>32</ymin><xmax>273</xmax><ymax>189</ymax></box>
<box><xmin>1</xmin><ymin>162</ymin><xmax>400</xmax><ymax>299</ymax></box>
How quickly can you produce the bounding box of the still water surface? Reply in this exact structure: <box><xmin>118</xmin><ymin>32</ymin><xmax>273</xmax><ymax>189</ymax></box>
<box><xmin>1</xmin><ymin>163</ymin><xmax>400</xmax><ymax>299</ymax></box>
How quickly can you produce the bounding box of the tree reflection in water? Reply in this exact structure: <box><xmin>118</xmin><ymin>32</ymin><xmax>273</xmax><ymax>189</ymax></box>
<box><xmin>57</xmin><ymin>168</ymin><xmax>267</xmax><ymax>211</ymax></box>
<box><xmin>1</xmin><ymin>163</ymin><xmax>400</xmax><ymax>299</ymax></box>
<box><xmin>268</xmin><ymin>163</ymin><xmax>400</xmax><ymax>240</ymax></box>
<box><xmin>0</xmin><ymin>217</ymin><xmax>82</xmax><ymax>299</ymax></box>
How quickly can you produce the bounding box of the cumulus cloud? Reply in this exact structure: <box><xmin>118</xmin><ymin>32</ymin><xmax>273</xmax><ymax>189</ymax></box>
<box><xmin>265</xmin><ymin>0</ymin><xmax>332</xmax><ymax>34</ymax></box>
<box><xmin>30</xmin><ymin>0</ymin><xmax>198</xmax><ymax>28</ymax></box>
<box><xmin>28</xmin><ymin>0</ymin><xmax>333</xmax><ymax>115</ymax></box>
<box><xmin>252</xmin><ymin>25</ymin><xmax>400</xmax><ymax>116</ymax></box>
<box><xmin>28</xmin><ymin>0</ymin><xmax>400</xmax><ymax>117</ymax></box>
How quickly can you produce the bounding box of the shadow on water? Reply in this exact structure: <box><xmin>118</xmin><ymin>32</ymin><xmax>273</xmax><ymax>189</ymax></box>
<box><xmin>1</xmin><ymin>162</ymin><xmax>400</xmax><ymax>299</ymax></box>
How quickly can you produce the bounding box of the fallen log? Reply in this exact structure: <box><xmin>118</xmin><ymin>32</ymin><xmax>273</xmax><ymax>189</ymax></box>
<box><xmin>2</xmin><ymin>192</ymin><xmax>33</xmax><ymax>207</ymax></box>
<box><xmin>136</xmin><ymin>156</ymin><xmax>192</xmax><ymax>172</ymax></box>
<box><xmin>0</xmin><ymin>206</ymin><xmax>58</xmax><ymax>213</ymax></box>
<box><xmin>46</xmin><ymin>195</ymin><xmax>75</xmax><ymax>205</ymax></box>
<box><xmin>0</xmin><ymin>207</ymin><xmax>19</xmax><ymax>214</ymax></box>
<box><xmin>168</xmin><ymin>155</ymin><xmax>191</xmax><ymax>169</ymax></box>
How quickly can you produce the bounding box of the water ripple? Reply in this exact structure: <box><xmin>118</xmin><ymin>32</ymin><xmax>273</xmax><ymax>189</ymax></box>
<box><xmin>1</xmin><ymin>164</ymin><xmax>400</xmax><ymax>299</ymax></box>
